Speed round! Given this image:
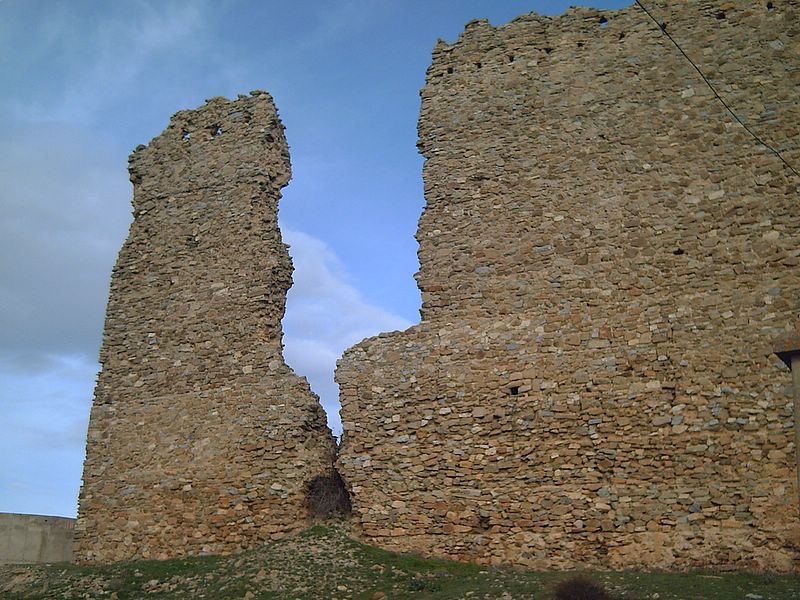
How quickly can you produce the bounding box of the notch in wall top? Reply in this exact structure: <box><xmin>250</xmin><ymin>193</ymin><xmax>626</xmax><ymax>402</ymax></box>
<box><xmin>464</xmin><ymin>18</ymin><xmax>490</xmax><ymax>30</ymax></box>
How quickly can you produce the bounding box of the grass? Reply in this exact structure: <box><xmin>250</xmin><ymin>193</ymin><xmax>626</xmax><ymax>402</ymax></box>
<box><xmin>1</xmin><ymin>526</ymin><xmax>797</xmax><ymax>599</ymax></box>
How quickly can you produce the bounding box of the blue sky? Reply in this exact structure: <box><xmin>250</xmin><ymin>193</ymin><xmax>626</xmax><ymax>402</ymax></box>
<box><xmin>0</xmin><ymin>0</ymin><xmax>630</xmax><ymax>517</ymax></box>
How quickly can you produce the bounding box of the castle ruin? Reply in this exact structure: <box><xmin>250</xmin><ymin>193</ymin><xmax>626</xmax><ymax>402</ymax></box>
<box><xmin>78</xmin><ymin>1</ymin><xmax>799</xmax><ymax>572</ymax></box>
<box><xmin>337</xmin><ymin>0</ymin><xmax>799</xmax><ymax>571</ymax></box>
<box><xmin>75</xmin><ymin>93</ymin><xmax>336</xmax><ymax>562</ymax></box>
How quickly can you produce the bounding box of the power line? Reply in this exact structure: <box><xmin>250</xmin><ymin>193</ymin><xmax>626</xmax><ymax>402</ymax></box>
<box><xmin>634</xmin><ymin>0</ymin><xmax>799</xmax><ymax>178</ymax></box>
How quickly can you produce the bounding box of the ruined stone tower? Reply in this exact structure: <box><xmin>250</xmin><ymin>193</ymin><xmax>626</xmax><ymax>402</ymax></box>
<box><xmin>75</xmin><ymin>92</ymin><xmax>336</xmax><ymax>563</ymax></box>
<box><xmin>337</xmin><ymin>1</ymin><xmax>800</xmax><ymax>572</ymax></box>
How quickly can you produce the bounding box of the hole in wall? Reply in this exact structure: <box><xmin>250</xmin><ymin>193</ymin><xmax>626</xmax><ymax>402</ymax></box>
<box><xmin>182</xmin><ymin>131</ymin><xmax>191</xmax><ymax>141</ymax></box>
<box><xmin>619</xmin><ymin>31</ymin><xmax>626</xmax><ymax>39</ymax></box>
<box><xmin>509</xmin><ymin>386</ymin><xmax>520</xmax><ymax>396</ymax></box>
<box><xmin>660</xmin><ymin>21</ymin><xmax>668</xmax><ymax>32</ymax></box>
<box><xmin>475</xmin><ymin>62</ymin><xmax>482</xmax><ymax>69</ymax></box>
<box><xmin>508</xmin><ymin>54</ymin><xmax>515</xmax><ymax>63</ymax></box>
<box><xmin>447</xmin><ymin>66</ymin><xmax>454</xmax><ymax>74</ymax></box>
<box><xmin>716</xmin><ymin>11</ymin><xmax>726</xmax><ymax>19</ymax></box>
<box><xmin>544</xmin><ymin>47</ymin><xmax>553</xmax><ymax>54</ymax></box>
<box><xmin>577</xmin><ymin>42</ymin><xmax>585</xmax><ymax>48</ymax></box>
<box><xmin>305</xmin><ymin>472</ymin><xmax>352</xmax><ymax>520</ymax></box>
<box><xmin>212</xmin><ymin>126</ymin><xmax>222</xmax><ymax>137</ymax></box>
<box><xmin>599</xmin><ymin>16</ymin><xmax>609</xmax><ymax>28</ymax></box>
<box><xmin>673</xmin><ymin>248</ymin><xmax>685</xmax><ymax>255</ymax></box>
<box><xmin>767</xmin><ymin>1</ymin><xmax>774</xmax><ymax>10</ymax></box>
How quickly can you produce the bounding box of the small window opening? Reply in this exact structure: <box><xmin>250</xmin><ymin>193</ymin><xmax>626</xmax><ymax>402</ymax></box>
<box><xmin>716</xmin><ymin>11</ymin><xmax>726</xmax><ymax>19</ymax></box>
<box><xmin>508</xmin><ymin>54</ymin><xmax>515</xmax><ymax>63</ymax></box>
<box><xmin>212</xmin><ymin>126</ymin><xmax>222</xmax><ymax>137</ymax></box>
<box><xmin>509</xmin><ymin>386</ymin><xmax>520</xmax><ymax>396</ymax></box>
<box><xmin>544</xmin><ymin>47</ymin><xmax>553</xmax><ymax>54</ymax></box>
<box><xmin>599</xmin><ymin>16</ymin><xmax>609</xmax><ymax>28</ymax></box>
<box><xmin>475</xmin><ymin>62</ymin><xmax>482</xmax><ymax>69</ymax></box>
<box><xmin>619</xmin><ymin>31</ymin><xmax>626</xmax><ymax>40</ymax></box>
<box><xmin>447</xmin><ymin>66</ymin><xmax>454</xmax><ymax>74</ymax></box>
<box><xmin>181</xmin><ymin>131</ymin><xmax>191</xmax><ymax>141</ymax></box>
<box><xmin>767</xmin><ymin>2</ymin><xmax>774</xmax><ymax>11</ymax></box>
<box><xmin>577</xmin><ymin>41</ymin><xmax>585</xmax><ymax>48</ymax></box>
<box><xmin>673</xmin><ymin>248</ymin><xmax>685</xmax><ymax>255</ymax></box>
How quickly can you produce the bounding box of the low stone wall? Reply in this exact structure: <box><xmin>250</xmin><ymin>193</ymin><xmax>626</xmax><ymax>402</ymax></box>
<box><xmin>0</xmin><ymin>513</ymin><xmax>74</xmax><ymax>564</ymax></box>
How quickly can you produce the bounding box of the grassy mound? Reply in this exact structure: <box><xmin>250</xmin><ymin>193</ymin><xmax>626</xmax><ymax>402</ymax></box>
<box><xmin>1</xmin><ymin>526</ymin><xmax>796</xmax><ymax>599</ymax></box>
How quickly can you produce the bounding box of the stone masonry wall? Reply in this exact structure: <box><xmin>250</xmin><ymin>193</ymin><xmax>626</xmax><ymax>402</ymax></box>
<box><xmin>75</xmin><ymin>92</ymin><xmax>336</xmax><ymax>563</ymax></box>
<box><xmin>337</xmin><ymin>1</ymin><xmax>800</xmax><ymax>572</ymax></box>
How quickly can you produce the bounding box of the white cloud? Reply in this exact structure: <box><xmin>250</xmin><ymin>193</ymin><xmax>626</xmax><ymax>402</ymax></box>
<box><xmin>0</xmin><ymin>123</ymin><xmax>131</xmax><ymax>369</ymax></box>
<box><xmin>282</xmin><ymin>228</ymin><xmax>412</xmax><ymax>434</ymax></box>
<box><xmin>4</xmin><ymin>1</ymin><xmax>212</xmax><ymax>125</ymax></box>
<box><xmin>0</xmin><ymin>13</ymin><xmax>137</xmax><ymax>511</ymax></box>
<box><xmin>0</xmin><ymin>353</ymin><xmax>98</xmax><ymax>517</ymax></box>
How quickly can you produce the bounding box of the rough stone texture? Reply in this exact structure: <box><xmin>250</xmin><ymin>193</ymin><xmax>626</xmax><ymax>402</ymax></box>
<box><xmin>774</xmin><ymin>323</ymin><xmax>800</xmax><ymax>367</ymax></box>
<box><xmin>75</xmin><ymin>92</ymin><xmax>336</xmax><ymax>563</ymax></box>
<box><xmin>337</xmin><ymin>1</ymin><xmax>800</xmax><ymax>572</ymax></box>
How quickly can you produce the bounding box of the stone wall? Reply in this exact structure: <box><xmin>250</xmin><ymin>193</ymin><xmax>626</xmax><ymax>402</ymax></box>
<box><xmin>75</xmin><ymin>92</ymin><xmax>336</xmax><ymax>563</ymax></box>
<box><xmin>337</xmin><ymin>1</ymin><xmax>800</xmax><ymax>572</ymax></box>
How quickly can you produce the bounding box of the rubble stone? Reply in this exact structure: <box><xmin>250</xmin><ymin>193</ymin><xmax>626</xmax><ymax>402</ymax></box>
<box><xmin>74</xmin><ymin>92</ymin><xmax>336</xmax><ymax>563</ymax></box>
<box><xmin>337</xmin><ymin>1</ymin><xmax>800</xmax><ymax>571</ymax></box>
